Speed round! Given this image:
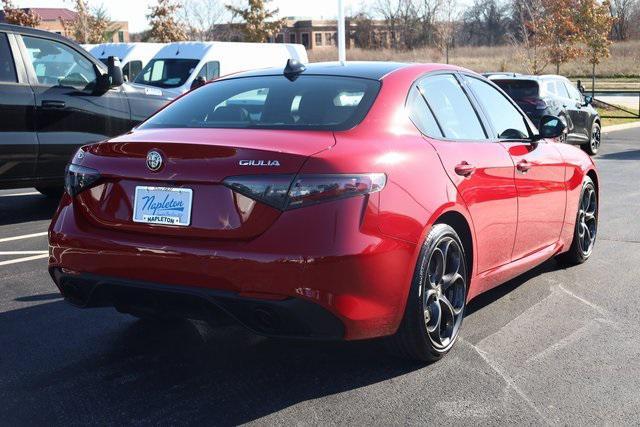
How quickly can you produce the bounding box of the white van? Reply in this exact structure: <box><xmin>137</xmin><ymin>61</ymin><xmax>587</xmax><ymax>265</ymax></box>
<box><xmin>90</xmin><ymin>42</ymin><xmax>164</xmax><ymax>81</ymax></box>
<box><xmin>80</xmin><ymin>44</ymin><xmax>97</xmax><ymax>52</ymax></box>
<box><xmin>131</xmin><ymin>41</ymin><xmax>308</xmax><ymax>98</ymax></box>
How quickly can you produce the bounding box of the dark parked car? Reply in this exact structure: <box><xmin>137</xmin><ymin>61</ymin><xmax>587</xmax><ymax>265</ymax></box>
<box><xmin>0</xmin><ymin>24</ymin><xmax>169</xmax><ymax>196</ymax></box>
<box><xmin>490</xmin><ymin>75</ymin><xmax>601</xmax><ymax>155</ymax></box>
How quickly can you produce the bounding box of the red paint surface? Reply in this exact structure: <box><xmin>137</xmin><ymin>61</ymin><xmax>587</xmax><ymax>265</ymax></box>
<box><xmin>49</xmin><ymin>63</ymin><xmax>598</xmax><ymax>340</ymax></box>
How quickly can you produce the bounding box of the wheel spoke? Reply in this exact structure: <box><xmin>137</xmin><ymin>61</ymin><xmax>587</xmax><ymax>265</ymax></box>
<box><xmin>428</xmin><ymin>247</ymin><xmax>445</xmax><ymax>288</ymax></box>
<box><xmin>426</xmin><ymin>299</ymin><xmax>441</xmax><ymax>334</ymax></box>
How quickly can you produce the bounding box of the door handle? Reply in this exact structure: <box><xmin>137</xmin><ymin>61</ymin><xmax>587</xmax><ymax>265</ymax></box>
<box><xmin>41</xmin><ymin>100</ymin><xmax>66</xmax><ymax>109</ymax></box>
<box><xmin>454</xmin><ymin>161</ymin><xmax>476</xmax><ymax>177</ymax></box>
<box><xmin>516</xmin><ymin>160</ymin><xmax>532</xmax><ymax>174</ymax></box>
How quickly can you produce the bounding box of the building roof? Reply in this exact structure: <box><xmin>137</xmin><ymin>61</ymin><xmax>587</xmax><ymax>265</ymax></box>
<box><xmin>24</xmin><ymin>8</ymin><xmax>77</xmax><ymax>22</ymax></box>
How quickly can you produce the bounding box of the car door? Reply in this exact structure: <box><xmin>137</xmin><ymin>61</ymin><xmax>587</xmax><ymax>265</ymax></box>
<box><xmin>413</xmin><ymin>73</ymin><xmax>519</xmax><ymax>275</ymax></box>
<box><xmin>18</xmin><ymin>34</ymin><xmax>131</xmax><ymax>181</ymax></box>
<box><xmin>563</xmin><ymin>80</ymin><xmax>591</xmax><ymax>141</ymax></box>
<box><xmin>559</xmin><ymin>79</ymin><xmax>590</xmax><ymax>144</ymax></box>
<box><xmin>464</xmin><ymin>75</ymin><xmax>567</xmax><ymax>260</ymax></box>
<box><xmin>0</xmin><ymin>31</ymin><xmax>38</xmax><ymax>185</ymax></box>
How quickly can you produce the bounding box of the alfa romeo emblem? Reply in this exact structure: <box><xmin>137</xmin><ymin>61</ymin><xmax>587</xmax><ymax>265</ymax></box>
<box><xmin>146</xmin><ymin>150</ymin><xmax>163</xmax><ymax>171</ymax></box>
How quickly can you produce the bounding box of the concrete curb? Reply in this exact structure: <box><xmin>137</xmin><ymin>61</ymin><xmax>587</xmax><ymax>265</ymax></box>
<box><xmin>602</xmin><ymin>121</ymin><xmax>640</xmax><ymax>133</ymax></box>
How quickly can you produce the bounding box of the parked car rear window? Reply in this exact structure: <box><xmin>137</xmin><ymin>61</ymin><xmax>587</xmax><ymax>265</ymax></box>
<box><xmin>493</xmin><ymin>80</ymin><xmax>540</xmax><ymax>100</ymax></box>
<box><xmin>139</xmin><ymin>75</ymin><xmax>381</xmax><ymax>131</ymax></box>
<box><xmin>134</xmin><ymin>58</ymin><xmax>199</xmax><ymax>88</ymax></box>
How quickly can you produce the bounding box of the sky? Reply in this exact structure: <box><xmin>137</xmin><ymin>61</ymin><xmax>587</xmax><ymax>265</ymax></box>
<box><xmin>14</xmin><ymin>0</ymin><xmax>366</xmax><ymax>33</ymax></box>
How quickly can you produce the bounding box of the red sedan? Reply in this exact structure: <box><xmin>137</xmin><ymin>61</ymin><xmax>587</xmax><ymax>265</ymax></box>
<box><xmin>49</xmin><ymin>61</ymin><xmax>599</xmax><ymax>362</ymax></box>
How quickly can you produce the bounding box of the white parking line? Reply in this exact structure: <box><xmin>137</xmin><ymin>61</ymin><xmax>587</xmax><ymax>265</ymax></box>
<box><xmin>0</xmin><ymin>191</ymin><xmax>40</xmax><ymax>198</ymax></box>
<box><xmin>0</xmin><ymin>232</ymin><xmax>48</xmax><ymax>244</ymax></box>
<box><xmin>0</xmin><ymin>251</ymin><xmax>48</xmax><ymax>255</ymax></box>
<box><xmin>0</xmin><ymin>254</ymin><xmax>48</xmax><ymax>266</ymax></box>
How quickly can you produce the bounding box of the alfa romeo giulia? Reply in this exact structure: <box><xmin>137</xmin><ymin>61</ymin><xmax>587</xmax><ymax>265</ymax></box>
<box><xmin>49</xmin><ymin>61</ymin><xmax>599</xmax><ymax>362</ymax></box>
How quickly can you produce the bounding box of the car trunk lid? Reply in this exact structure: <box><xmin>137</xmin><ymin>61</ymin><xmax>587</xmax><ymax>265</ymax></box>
<box><xmin>75</xmin><ymin>128</ymin><xmax>335</xmax><ymax>239</ymax></box>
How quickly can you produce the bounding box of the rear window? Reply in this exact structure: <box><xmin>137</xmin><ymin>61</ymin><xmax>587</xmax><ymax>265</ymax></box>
<box><xmin>134</xmin><ymin>58</ymin><xmax>199</xmax><ymax>88</ymax></box>
<box><xmin>493</xmin><ymin>80</ymin><xmax>540</xmax><ymax>100</ymax></box>
<box><xmin>139</xmin><ymin>75</ymin><xmax>381</xmax><ymax>131</ymax></box>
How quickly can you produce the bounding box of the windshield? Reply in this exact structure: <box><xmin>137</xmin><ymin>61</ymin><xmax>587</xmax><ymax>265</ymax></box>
<box><xmin>493</xmin><ymin>80</ymin><xmax>540</xmax><ymax>100</ymax></box>
<box><xmin>139</xmin><ymin>75</ymin><xmax>381</xmax><ymax>131</ymax></box>
<box><xmin>134</xmin><ymin>58</ymin><xmax>199</xmax><ymax>88</ymax></box>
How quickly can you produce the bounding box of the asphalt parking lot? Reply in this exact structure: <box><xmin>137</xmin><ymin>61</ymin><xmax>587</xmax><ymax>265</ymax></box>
<box><xmin>1</xmin><ymin>127</ymin><xmax>639</xmax><ymax>425</ymax></box>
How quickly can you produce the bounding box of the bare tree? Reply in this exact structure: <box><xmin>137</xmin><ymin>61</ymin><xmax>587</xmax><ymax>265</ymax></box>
<box><xmin>375</xmin><ymin>0</ymin><xmax>442</xmax><ymax>49</ymax></box>
<box><xmin>461</xmin><ymin>0</ymin><xmax>509</xmax><ymax>46</ymax></box>
<box><xmin>179</xmin><ymin>0</ymin><xmax>229</xmax><ymax>41</ymax></box>
<box><xmin>508</xmin><ymin>0</ymin><xmax>549</xmax><ymax>74</ymax></box>
<box><xmin>435</xmin><ymin>0</ymin><xmax>459</xmax><ymax>63</ymax></box>
<box><xmin>609</xmin><ymin>0</ymin><xmax>638</xmax><ymax>40</ymax></box>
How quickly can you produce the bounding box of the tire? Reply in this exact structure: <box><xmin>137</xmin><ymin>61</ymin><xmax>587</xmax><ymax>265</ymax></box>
<box><xmin>581</xmin><ymin>122</ymin><xmax>601</xmax><ymax>156</ymax></box>
<box><xmin>36</xmin><ymin>186</ymin><xmax>64</xmax><ymax>199</ymax></box>
<box><xmin>387</xmin><ymin>223</ymin><xmax>468</xmax><ymax>362</ymax></box>
<box><xmin>556</xmin><ymin>176</ymin><xmax>598</xmax><ymax>266</ymax></box>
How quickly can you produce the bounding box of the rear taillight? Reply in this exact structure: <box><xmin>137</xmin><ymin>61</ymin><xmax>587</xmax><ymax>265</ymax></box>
<box><xmin>65</xmin><ymin>164</ymin><xmax>100</xmax><ymax>197</ymax></box>
<box><xmin>223</xmin><ymin>173</ymin><xmax>386</xmax><ymax>211</ymax></box>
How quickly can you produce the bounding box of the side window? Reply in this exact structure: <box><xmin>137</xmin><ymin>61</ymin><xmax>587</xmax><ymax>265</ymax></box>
<box><xmin>543</xmin><ymin>80</ymin><xmax>557</xmax><ymax>96</ymax></box>
<box><xmin>467</xmin><ymin>77</ymin><xmax>530</xmax><ymax>139</ymax></box>
<box><xmin>22</xmin><ymin>36</ymin><xmax>96</xmax><ymax>89</ymax></box>
<box><xmin>555</xmin><ymin>79</ymin><xmax>570</xmax><ymax>98</ymax></box>
<box><xmin>197</xmin><ymin>61</ymin><xmax>220</xmax><ymax>81</ymax></box>
<box><xmin>565</xmin><ymin>82</ymin><xmax>583</xmax><ymax>102</ymax></box>
<box><xmin>0</xmin><ymin>33</ymin><xmax>17</xmax><ymax>83</ymax></box>
<box><xmin>419</xmin><ymin>74</ymin><xmax>486</xmax><ymax>140</ymax></box>
<box><xmin>205</xmin><ymin>61</ymin><xmax>220</xmax><ymax>80</ymax></box>
<box><xmin>128</xmin><ymin>60</ymin><xmax>142</xmax><ymax>81</ymax></box>
<box><xmin>406</xmin><ymin>85</ymin><xmax>442</xmax><ymax>137</ymax></box>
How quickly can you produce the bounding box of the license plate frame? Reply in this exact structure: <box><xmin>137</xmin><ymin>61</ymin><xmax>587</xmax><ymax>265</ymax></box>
<box><xmin>133</xmin><ymin>186</ymin><xmax>193</xmax><ymax>227</ymax></box>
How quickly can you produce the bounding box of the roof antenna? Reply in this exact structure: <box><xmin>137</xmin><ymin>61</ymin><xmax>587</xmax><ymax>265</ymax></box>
<box><xmin>284</xmin><ymin>59</ymin><xmax>306</xmax><ymax>81</ymax></box>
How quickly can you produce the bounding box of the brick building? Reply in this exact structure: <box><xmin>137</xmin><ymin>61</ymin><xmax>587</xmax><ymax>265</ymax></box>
<box><xmin>0</xmin><ymin>7</ymin><xmax>129</xmax><ymax>43</ymax></box>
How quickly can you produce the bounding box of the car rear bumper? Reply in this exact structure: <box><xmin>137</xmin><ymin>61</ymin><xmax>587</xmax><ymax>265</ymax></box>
<box><xmin>50</xmin><ymin>268</ymin><xmax>345</xmax><ymax>339</ymax></box>
<box><xmin>49</xmin><ymin>194</ymin><xmax>417</xmax><ymax>340</ymax></box>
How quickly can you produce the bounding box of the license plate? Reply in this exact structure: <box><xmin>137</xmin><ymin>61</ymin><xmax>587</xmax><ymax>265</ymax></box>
<box><xmin>133</xmin><ymin>186</ymin><xmax>193</xmax><ymax>226</ymax></box>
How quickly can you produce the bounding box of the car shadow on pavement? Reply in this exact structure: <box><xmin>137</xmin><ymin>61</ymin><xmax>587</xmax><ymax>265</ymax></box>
<box><xmin>0</xmin><ymin>194</ymin><xmax>59</xmax><ymax>226</ymax></box>
<box><xmin>1</xmin><ymin>259</ymin><xmax>563</xmax><ymax>425</ymax></box>
<box><xmin>0</xmin><ymin>299</ymin><xmax>421</xmax><ymax>425</ymax></box>
<box><xmin>598</xmin><ymin>149</ymin><xmax>640</xmax><ymax>161</ymax></box>
<box><xmin>465</xmin><ymin>259</ymin><xmax>560</xmax><ymax>317</ymax></box>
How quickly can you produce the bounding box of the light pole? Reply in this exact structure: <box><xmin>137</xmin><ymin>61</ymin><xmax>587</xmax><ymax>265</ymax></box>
<box><xmin>338</xmin><ymin>0</ymin><xmax>346</xmax><ymax>63</ymax></box>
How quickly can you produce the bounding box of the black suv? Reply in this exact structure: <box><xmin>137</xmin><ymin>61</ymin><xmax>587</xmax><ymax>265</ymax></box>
<box><xmin>0</xmin><ymin>24</ymin><xmax>169</xmax><ymax>195</ymax></box>
<box><xmin>490</xmin><ymin>75</ymin><xmax>601</xmax><ymax>155</ymax></box>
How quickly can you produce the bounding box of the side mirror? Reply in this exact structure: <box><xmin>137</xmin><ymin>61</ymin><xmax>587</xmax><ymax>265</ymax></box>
<box><xmin>190</xmin><ymin>76</ymin><xmax>206</xmax><ymax>91</ymax></box>
<box><xmin>536</xmin><ymin>115</ymin><xmax>566</xmax><ymax>140</ymax></box>
<box><xmin>583</xmin><ymin>95</ymin><xmax>593</xmax><ymax>106</ymax></box>
<box><xmin>107</xmin><ymin>56</ymin><xmax>124</xmax><ymax>87</ymax></box>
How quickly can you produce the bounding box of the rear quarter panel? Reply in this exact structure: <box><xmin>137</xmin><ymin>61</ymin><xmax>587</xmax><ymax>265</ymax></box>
<box><xmin>553</xmin><ymin>142</ymin><xmax>597</xmax><ymax>250</ymax></box>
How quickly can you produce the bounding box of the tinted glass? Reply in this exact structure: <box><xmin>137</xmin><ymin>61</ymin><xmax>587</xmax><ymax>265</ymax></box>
<box><xmin>126</xmin><ymin>60</ymin><xmax>143</xmax><ymax>81</ymax></box>
<box><xmin>493</xmin><ymin>79</ymin><xmax>540</xmax><ymax>100</ymax></box>
<box><xmin>23</xmin><ymin>36</ymin><xmax>96</xmax><ymax>89</ymax></box>
<box><xmin>134</xmin><ymin>58</ymin><xmax>199</xmax><ymax>88</ymax></box>
<box><xmin>139</xmin><ymin>75</ymin><xmax>380</xmax><ymax>131</ymax></box>
<box><xmin>467</xmin><ymin>77</ymin><xmax>530</xmax><ymax>140</ymax></box>
<box><xmin>406</xmin><ymin>85</ymin><xmax>442</xmax><ymax>137</ymax></box>
<box><xmin>0</xmin><ymin>33</ymin><xmax>17</xmax><ymax>83</ymax></box>
<box><xmin>419</xmin><ymin>74</ymin><xmax>486</xmax><ymax>140</ymax></box>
